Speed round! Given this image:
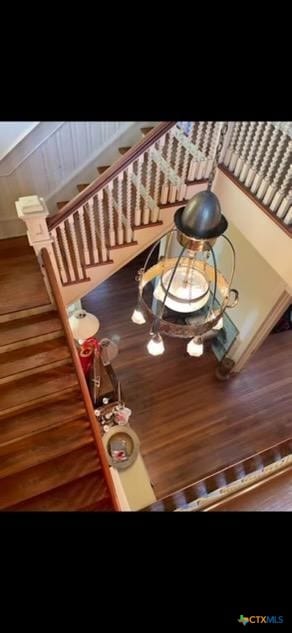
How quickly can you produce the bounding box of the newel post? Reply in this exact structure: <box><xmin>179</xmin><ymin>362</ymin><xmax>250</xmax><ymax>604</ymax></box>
<box><xmin>15</xmin><ymin>195</ymin><xmax>60</xmax><ymax>303</ymax></box>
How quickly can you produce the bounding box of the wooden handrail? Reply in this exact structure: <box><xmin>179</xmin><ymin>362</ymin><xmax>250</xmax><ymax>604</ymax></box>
<box><xmin>41</xmin><ymin>247</ymin><xmax>120</xmax><ymax>511</ymax></box>
<box><xmin>47</xmin><ymin>122</ymin><xmax>175</xmax><ymax>230</ymax></box>
<box><xmin>143</xmin><ymin>434</ymin><xmax>292</xmax><ymax>512</ymax></box>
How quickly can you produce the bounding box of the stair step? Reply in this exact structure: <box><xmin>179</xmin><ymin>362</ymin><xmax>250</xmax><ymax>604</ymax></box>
<box><xmin>97</xmin><ymin>165</ymin><xmax>110</xmax><ymax>175</ymax></box>
<box><xmin>0</xmin><ymin>356</ymin><xmax>72</xmax><ymax>385</ymax></box>
<box><xmin>77</xmin><ymin>183</ymin><xmax>89</xmax><ymax>192</ymax></box>
<box><xmin>0</xmin><ymin>361</ymin><xmax>78</xmax><ymax>417</ymax></box>
<box><xmin>141</xmin><ymin>126</ymin><xmax>154</xmax><ymax>136</ymax></box>
<box><xmin>0</xmin><ymin>310</ymin><xmax>62</xmax><ymax>351</ymax></box>
<box><xmin>0</xmin><ymin>304</ymin><xmax>55</xmax><ymax>325</ymax></box>
<box><xmin>57</xmin><ymin>201</ymin><xmax>69</xmax><ymax>210</ymax></box>
<box><xmin>0</xmin><ymin>337</ymin><xmax>70</xmax><ymax>381</ymax></box>
<box><xmin>0</xmin><ymin>417</ymin><xmax>92</xmax><ymax>480</ymax></box>
<box><xmin>8</xmin><ymin>472</ymin><xmax>111</xmax><ymax>512</ymax></box>
<box><xmin>118</xmin><ymin>147</ymin><xmax>131</xmax><ymax>155</ymax></box>
<box><xmin>0</xmin><ymin>443</ymin><xmax>101</xmax><ymax>510</ymax></box>
<box><xmin>0</xmin><ymin>388</ymin><xmax>85</xmax><ymax>445</ymax></box>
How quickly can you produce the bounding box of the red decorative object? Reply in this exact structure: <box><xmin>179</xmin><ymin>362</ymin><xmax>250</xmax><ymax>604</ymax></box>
<box><xmin>79</xmin><ymin>337</ymin><xmax>101</xmax><ymax>376</ymax></box>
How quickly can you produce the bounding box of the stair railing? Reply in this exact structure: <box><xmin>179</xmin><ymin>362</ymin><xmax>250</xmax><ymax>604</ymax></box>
<box><xmin>143</xmin><ymin>435</ymin><xmax>292</xmax><ymax>512</ymax></box>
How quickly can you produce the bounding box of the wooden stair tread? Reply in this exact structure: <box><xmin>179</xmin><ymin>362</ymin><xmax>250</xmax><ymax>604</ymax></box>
<box><xmin>0</xmin><ymin>361</ymin><xmax>78</xmax><ymax>416</ymax></box>
<box><xmin>0</xmin><ymin>444</ymin><xmax>101</xmax><ymax>510</ymax></box>
<box><xmin>0</xmin><ymin>417</ymin><xmax>92</xmax><ymax>479</ymax></box>
<box><xmin>0</xmin><ymin>336</ymin><xmax>70</xmax><ymax>380</ymax></box>
<box><xmin>0</xmin><ymin>252</ymin><xmax>50</xmax><ymax>316</ymax></box>
<box><xmin>77</xmin><ymin>183</ymin><xmax>89</xmax><ymax>192</ymax></box>
<box><xmin>8</xmin><ymin>472</ymin><xmax>112</xmax><ymax>512</ymax></box>
<box><xmin>57</xmin><ymin>201</ymin><xmax>69</xmax><ymax>210</ymax></box>
<box><xmin>0</xmin><ymin>311</ymin><xmax>62</xmax><ymax>349</ymax></box>
<box><xmin>97</xmin><ymin>165</ymin><xmax>110</xmax><ymax>175</ymax></box>
<box><xmin>0</xmin><ymin>389</ymin><xmax>86</xmax><ymax>445</ymax></box>
<box><xmin>141</xmin><ymin>126</ymin><xmax>154</xmax><ymax>136</ymax></box>
<box><xmin>118</xmin><ymin>147</ymin><xmax>131</xmax><ymax>155</ymax></box>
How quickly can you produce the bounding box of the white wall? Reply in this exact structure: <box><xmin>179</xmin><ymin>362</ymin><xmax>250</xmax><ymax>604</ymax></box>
<box><xmin>214</xmin><ymin>222</ymin><xmax>286</xmax><ymax>363</ymax></box>
<box><xmin>0</xmin><ymin>122</ymin><xmax>39</xmax><ymax>160</ymax></box>
<box><xmin>213</xmin><ymin>168</ymin><xmax>292</xmax><ymax>292</ymax></box>
<box><xmin>0</xmin><ymin>122</ymin><xmax>138</xmax><ymax>239</ymax></box>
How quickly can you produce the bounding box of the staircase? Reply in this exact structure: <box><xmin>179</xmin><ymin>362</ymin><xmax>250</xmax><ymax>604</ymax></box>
<box><xmin>0</xmin><ymin>237</ymin><xmax>117</xmax><ymax>511</ymax></box>
<box><xmin>10</xmin><ymin>120</ymin><xmax>292</xmax><ymax>511</ymax></box>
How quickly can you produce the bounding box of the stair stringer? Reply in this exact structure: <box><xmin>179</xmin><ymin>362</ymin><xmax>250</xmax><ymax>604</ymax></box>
<box><xmin>60</xmin><ymin>182</ymin><xmax>207</xmax><ymax>306</ymax></box>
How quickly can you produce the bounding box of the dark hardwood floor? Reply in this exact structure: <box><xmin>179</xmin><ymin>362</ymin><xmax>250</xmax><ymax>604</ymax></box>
<box><xmin>82</xmin><ymin>250</ymin><xmax>292</xmax><ymax>500</ymax></box>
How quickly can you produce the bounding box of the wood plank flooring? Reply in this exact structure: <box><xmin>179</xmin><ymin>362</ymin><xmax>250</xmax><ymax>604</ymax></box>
<box><xmin>82</xmin><ymin>250</ymin><xmax>292</xmax><ymax>500</ymax></box>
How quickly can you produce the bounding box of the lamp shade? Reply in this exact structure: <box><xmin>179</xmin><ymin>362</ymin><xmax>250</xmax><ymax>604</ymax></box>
<box><xmin>69</xmin><ymin>309</ymin><xmax>100</xmax><ymax>340</ymax></box>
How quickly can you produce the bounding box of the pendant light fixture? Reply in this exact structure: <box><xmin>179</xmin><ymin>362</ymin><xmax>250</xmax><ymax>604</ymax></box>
<box><xmin>131</xmin><ymin>122</ymin><xmax>239</xmax><ymax>357</ymax></box>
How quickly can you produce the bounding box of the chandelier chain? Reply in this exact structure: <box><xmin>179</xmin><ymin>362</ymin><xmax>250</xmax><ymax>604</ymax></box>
<box><xmin>207</xmin><ymin>122</ymin><xmax>229</xmax><ymax>190</ymax></box>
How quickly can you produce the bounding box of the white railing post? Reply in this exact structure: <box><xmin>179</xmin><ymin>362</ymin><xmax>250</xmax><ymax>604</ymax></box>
<box><xmin>15</xmin><ymin>195</ymin><xmax>61</xmax><ymax>300</ymax></box>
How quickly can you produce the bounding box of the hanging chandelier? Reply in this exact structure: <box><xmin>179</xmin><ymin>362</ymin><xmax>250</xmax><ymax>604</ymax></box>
<box><xmin>131</xmin><ymin>122</ymin><xmax>239</xmax><ymax>357</ymax></box>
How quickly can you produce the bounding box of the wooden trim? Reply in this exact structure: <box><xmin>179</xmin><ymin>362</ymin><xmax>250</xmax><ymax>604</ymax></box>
<box><xmin>204</xmin><ymin>461</ymin><xmax>292</xmax><ymax>511</ymax></box>
<box><xmin>47</xmin><ymin>122</ymin><xmax>175</xmax><ymax>230</ymax></box>
<box><xmin>219</xmin><ymin>164</ymin><xmax>292</xmax><ymax>237</ymax></box>
<box><xmin>133</xmin><ymin>222</ymin><xmax>163</xmax><ymax>230</ymax></box>
<box><xmin>41</xmin><ymin>248</ymin><xmax>120</xmax><ymax>511</ymax></box>
<box><xmin>143</xmin><ymin>434</ymin><xmax>292</xmax><ymax>512</ymax></box>
<box><xmin>109</xmin><ymin>241</ymin><xmax>138</xmax><ymax>250</ymax></box>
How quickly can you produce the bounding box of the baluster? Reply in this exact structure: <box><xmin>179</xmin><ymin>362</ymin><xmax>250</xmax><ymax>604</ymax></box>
<box><xmin>271</xmin><ymin>154</ymin><xmax>292</xmax><ymax>213</ymax></box>
<box><xmin>188</xmin><ymin>121</ymin><xmax>205</xmax><ymax>181</ymax></box>
<box><xmin>153</xmin><ymin>136</ymin><xmax>165</xmax><ymax>210</ymax></box>
<box><xmin>251</xmin><ymin>123</ymin><xmax>278</xmax><ymax>196</ymax></box>
<box><xmin>96</xmin><ymin>190</ymin><xmax>108</xmax><ymax>262</ymax></box>
<box><xmin>240</xmin><ymin>122</ymin><xmax>264</xmax><ymax>184</ymax></box>
<box><xmin>59</xmin><ymin>221</ymin><xmax>76</xmax><ymax>282</ymax></box>
<box><xmin>234</xmin><ymin>122</ymin><xmax>255</xmax><ymax>178</ymax></box>
<box><xmin>161</xmin><ymin>128</ymin><xmax>175</xmax><ymax>203</ymax></box>
<box><xmin>276</xmin><ymin>188</ymin><xmax>292</xmax><ymax>219</ymax></box>
<box><xmin>134</xmin><ymin>154</ymin><xmax>143</xmax><ymax>225</ymax></box>
<box><xmin>87</xmin><ymin>197</ymin><xmax>100</xmax><ymax>264</ymax></box>
<box><xmin>197</xmin><ymin>121</ymin><xmax>213</xmax><ymax>179</ymax></box>
<box><xmin>245</xmin><ymin>122</ymin><xmax>270</xmax><ymax>188</ymax></box>
<box><xmin>106</xmin><ymin>181</ymin><xmax>116</xmax><ymax>247</ymax></box>
<box><xmin>263</xmin><ymin>136</ymin><xmax>292</xmax><ymax>207</ymax></box>
<box><xmin>143</xmin><ymin>150</ymin><xmax>152</xmax><ymax>223</ymax></box>
<box><xmin>125</xmin><ymin>164</ymin><xmax>133</xmax><ymax>241</ymax></box>
<box><xmin>229</xmin><ymin>122</ymin><xmax>248</xmax><ymax>172</ymax></box>
<box><xmin>177</xmin><ymin>147</ymin><xmax>188</xmax><ymax>201</ymax></box>
<box><xmin>51</xmin><ymin>228</ymin><xmax>68</xmax><ymax>284</ymax></box>
<box><xmin>169</xmin><ymin>135</ymin><xmax>184</xmax><ymax>202</ymax></box>
<box><xmin>78</xmin><ymin>207</ymin><xmax>90</xmax><ymax>266</ymax></box>
<box><xmin>224</xmin><ymin>122</ymin><xmax>241</xmax><ymax>167</ymax></box>
<box><xmin>283</xmin><ymin>202</ymin><xmax>292</xmax><ymax>225</ymax></box>
<box><xmin>117</xmin><ymin>172</ymin><xmax>124</xmax><ymax>244</ymax></box>
<box><xmin>204</xmin><ymin>122</ymin><xmax>220</xmax><ymax>179</ymax></box>
<box><xmin>68</xmin><ymin>214</ymin><xmax>84</xmax><ymax>280</ymax></box>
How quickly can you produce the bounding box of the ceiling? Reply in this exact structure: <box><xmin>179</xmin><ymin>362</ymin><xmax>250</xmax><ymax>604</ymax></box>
<box><xmin>0</xmin><ymin>122</ymin><xmax>39</xmax><ymax>161</ymax></box>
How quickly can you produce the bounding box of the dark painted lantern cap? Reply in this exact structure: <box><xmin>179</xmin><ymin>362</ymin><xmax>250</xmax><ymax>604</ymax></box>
<box><xmin>174</xmin><ymin>190</ymin><xmax>228</xmax><ymax>239</ymax></box>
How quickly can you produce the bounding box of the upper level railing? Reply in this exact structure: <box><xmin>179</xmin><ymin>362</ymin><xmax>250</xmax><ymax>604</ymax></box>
<box><xmin>17</xmin><ymin>121</ymin><xmax>292</xmax><ymax>290</ymax></box>
<box><xmin>143</xmin><ymin>435</ymin><xmax>292</xmax><ymax>512</ymax></box>
<box><xmin>222</xmin><ymin>121</ymin><xmax>292</xmax><ymax>234</ymax></box>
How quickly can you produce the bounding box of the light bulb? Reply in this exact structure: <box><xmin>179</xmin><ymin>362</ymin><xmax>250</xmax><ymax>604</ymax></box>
<box><xmin>213</xmin><ymin>316</ymin><xmax>224</xmax><ymax>330</ymax></box>
<box><xmin>147</xmin><ymin>334</ymin><xmax>165</xmax><ymax>356</ymax></box>
<box><xmin>187</xmin><ymin>338</ymin><xmax>204</xmax><ymax>357</ymax></box>
<box><xmin>131</xmin><ymin>308</ymin><xmax>146</xmax><ymax>325</ymax></box>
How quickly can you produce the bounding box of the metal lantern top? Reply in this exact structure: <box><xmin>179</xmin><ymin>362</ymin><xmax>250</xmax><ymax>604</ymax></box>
<box><xmin>174</xmin><ymin>190</ymin><xmax>228</xmax><ymax>239</ymax></box>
